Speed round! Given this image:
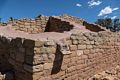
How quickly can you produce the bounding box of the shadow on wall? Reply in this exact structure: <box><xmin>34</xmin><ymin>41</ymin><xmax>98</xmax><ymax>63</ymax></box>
<box><xmin>45</xmin><ymin>17</ymin><xmax>74</xmax><ymax>33</ymax></box>
<box><xmin>51</xmin><ymin>44</ymin><xmax>63</xmax><ymax>74</ymax></box>
<box><xmin>83</xmin><ymin>21</ymin><xmax>105</xmax><ymax>32</ymax></box>
<box><xmin>0</xmin><ymin>37</ymin><xmax>15</xmax><ymax>80</ymax></box>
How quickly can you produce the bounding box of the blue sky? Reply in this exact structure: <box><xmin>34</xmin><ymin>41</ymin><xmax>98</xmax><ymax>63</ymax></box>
<box><xmin>0</xmin><ymin>0</ymin><xmax>120</xmax><ymax>22</ymax></box>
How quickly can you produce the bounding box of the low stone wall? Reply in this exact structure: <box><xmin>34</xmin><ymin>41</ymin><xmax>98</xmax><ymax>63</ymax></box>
<box><xmin>60</xmin><ymin>14</ymin><xmax>84</xmax><ymax>25</ymax></box>
<box><xmin>32</xmin><ymin>31</ymin><xmax>120</xmax><ymax>80</ymax></box>
<box><xmin>45</xmin><ymin>17</ymin><xmax>74</xmax><ymax>32</ymax></box>
<box><xmin>8</xmin><ymin>16</ymin><xmax>49</xmax><ymax>34</ymax></box>
<box><xmin>7</xmin><ymin>15</ymin><xmax>107</xmax><ymax>34</ymax></box>
<box><xmin>0</xmin><ymin>31</ymin><xmax>120</xmax><ymax>80</ymax></box>
<box><xmin>60</xmin><ymin>14</ymin><xmax>107</xmax><ymax>32</ymax></box>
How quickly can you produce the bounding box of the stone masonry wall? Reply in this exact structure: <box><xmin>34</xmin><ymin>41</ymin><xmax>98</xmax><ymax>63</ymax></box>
<box><xmin>45</xmin><ymin>17</ymin><xmax>74</xmax><ymax>32</ymax></box>
<box><xmin>60</xmin><ymin>14</ymin><xmax>84</xmax><ymax>25</ymax></box>
<box><xmin>60</xmin><ymin>14</ymin><xmax>107</xmax><ymax>32</ymax></box>
<box><xmin>7</xmin><ymin>15</ymin><xmax>107</xmax><ymax>34</ymax></box>
<box><xmin>8</xmin><ymin>16</ymin><xmax>76</xmax><ymax>33</ymax></box>
<box><xmin>0</xmin><ymin>31</ymin><xmax>120</xmax><ymax>80</ymax></box>
<box><xmin>8</xmin><ymin>16</ymin><xmax>49</xmax><ymax>34</ymax></box>
<box><xmin>31</xmin><ymin>31</ymin><xmax>120</xmax><ymax>80</ymax></box>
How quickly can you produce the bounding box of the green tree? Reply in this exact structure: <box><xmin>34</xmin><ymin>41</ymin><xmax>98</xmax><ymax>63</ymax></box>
<box><xmin>95</xmin><ymin>18</ymin><xmax>120</xmax><ymax>32</ymax></box>
<box><xmin>0</xmin><ymin>18</ymin><xmax>1</xmax><ymax>23</ymax></box>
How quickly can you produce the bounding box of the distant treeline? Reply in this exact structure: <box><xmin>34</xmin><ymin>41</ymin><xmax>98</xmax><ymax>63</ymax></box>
<box><xmin>95</xmin><ymin>18</ymin><xmax>120</xmax><ymax>32</ymax></box>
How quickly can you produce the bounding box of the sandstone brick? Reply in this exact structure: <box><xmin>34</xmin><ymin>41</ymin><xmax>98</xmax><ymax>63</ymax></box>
<box><xmin>77</xmin><ymin>50</ymin><xmax>83</xmax><ymax>56</ymax></box>
<box><xmin>70</xmin><ymin>35</ymin><xmax>77</xmax><ymax>40</ymax></box>
<box><xmin>63</xmin><ymin>58</ymin><xmax>70</xmax><ymax>64</ymax></box>
<box><xmin>78</xmin><ymin>45</ymin><xmax>86</xmax><ymax>50</ymax></box>
<box><xmin>86</xmin><ymin>45</ymin><xmax>93</xmax><ymax>49</ymax></box>
<box><xmin>67</xmin><ymin>66</ymin><xmax>76</xmax><ymax>73</ymax></box>
<box><xmin>23</xmin><ymin>39</ymin><xmax>35</xmax><ymax>48</ymax></box>
<box><xmin>48</xmin><ymin>53</ymin><xmax>55</xmax><ymax>62</ymax></box>
<box><xmin>66</xmin><ymin>40</ymin><xmax>72</xmax><ymax>45</ymax></box>
<box><xmin>61</xmin><ymin>64</ymin><xmax>68</xmax><ymax>71</ymax></box>
<box><xmin>52</xmin><ymin>71</ymin><xmax>65</xmax><ymax>79</ymax></box>
<box><xmin>16</xmin><ymin>52</ymin><xmax>25</xmax><ymax>63</ymax></box>
<box><xmin>68</xmin><ymin>61</ymin><xmax>76</xmax><ymax>67</ymax></box>
<box><xmin>72</xmin><ymin>40</ymin><xmax>78</xmax><ymax>45</ymax></box>
<box><xmin>83</xmin><ymin>50</ymin><xmax>90</xmax><ymax>55</ymax></box>
<box><xmin>25</xmin><ymin>48</ymin><xmax>34</xmax><ymax>56</ymax></box>
<box><xmin>44</xmin><ymin>40</ymin><xmax>56</xmax><ymax>46</ymax></box>
<box><xmin>33</xmin><ymin>54</ymin><xmax>49</xmax><ymax>64</ymax></box>
<box><xmin>24</xmin><ymin>64</ymin><xmax>43</xmax><ymax>73</ymax></box>
<box><xmin>33</xmin><ymin>72</ymin><xmax>44</xmax><ymax>80</ymax></box>
<box><xmin>35</xmin><ymin>41</ymin><xmax>44</xmax><ymax>47</ymax></box>
<box><xmin>43</xmin><ymin>63</ymin><xmax>53</xmax><ymax>70</ymax></box>
<box><xmin>61</xmin><ymin>51</ymin><xmax>72</xmax><ymax>55</ymax></box>
<box><xmin>69</xmin><ymin>45</ymin><xmax>77</xmax><ymax>51</ymax></box>
<box><xmin>70</xmin><ymin>51</ymin><xmax>77</xmax><ymax>57</ymax></box>
<box><xmin>8</xmin><ymin>58</ymin><xmax>15</xmax><ymax>66</ymax></box>
<box><xmin>34</xmin><ymin>47</ymin><xmax>41</xmax><ymax>53</ymax></box>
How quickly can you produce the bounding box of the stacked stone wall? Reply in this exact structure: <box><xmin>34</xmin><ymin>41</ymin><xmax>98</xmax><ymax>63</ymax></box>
<box><xmin>0</xmin><ymin>31</ymin><xmax>120</xmax><ymax>80</ymax></box>
<box><xmin>46</xmin><ymin>17</ymin><xmax>74</xmax><ymax>32</ymax></box>
<box><xmin>60</xmin><ymin>15</ymin><xmax>107</xmax><ymax>32</ymax></box>
<box><xmin>8</xmin><ymin>16</ymin><xmax>49</xmax><ymax>34</ymax></box>
<box><xmin>31</xmin><ymin>31</ymin><xmax>120</xmax><ymax>80</ymax></box>
<box><xmin>60</xmin><ymin>14</ymin><xmax>84</xmax><ymax>25</ymax></box>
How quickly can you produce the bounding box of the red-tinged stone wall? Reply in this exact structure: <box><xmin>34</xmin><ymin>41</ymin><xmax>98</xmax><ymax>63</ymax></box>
<box><xmin>0</xmin><ymin>30</ymin><xmax>119</xmax><ymax>80</ymax></box>
<box><xmin>45</xmin><ymin>16</ymin><xmax>74</xmax><ymax>32</ymax></box>
<box><xmin>7</xmin><ymin>15</ymin><xmax>106</xmax><ymax>34</ymax></box>
<box><xmin>8</xmin><ymin>16</ymin><xmax>49</xmax><ymax>34</ymax></box>
<box><xmin>60</xmin><ymin>14</ymin><xmax>107</xmax><ymax>32</ymax></box>
<box><xmin>32</xmin><ymin>31</ymin><xmax>120</xmax><ymax>80</ymax></box>
<box><xmin>1</xmin><ymin>15</ymin><xmax>120</xmax><ymax>80</ymax></box>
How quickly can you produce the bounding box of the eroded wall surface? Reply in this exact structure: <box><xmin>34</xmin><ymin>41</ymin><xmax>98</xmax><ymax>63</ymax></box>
<box><xmin>8</xmin><ymin>16</ymin><xmax>49</xmax><ymax>33</ymax></box>
<box><xmin>0</xmin><ymin>31</ymin><xmax>120</xmax><ymax>80</ymax></box>
<box><xmin>0</xmin><ymin>15</ymin><xmax>118</xmax><ymax>80</ymax></box>
<box><xmin>7</xmin><ymin>15</ymin><xmax>106</xmax><ymax>34</ymax></box>
<box><xmin>31</xmin><ymin>31</ymin><xmax>120</xmax><ymax>80</ymax></box>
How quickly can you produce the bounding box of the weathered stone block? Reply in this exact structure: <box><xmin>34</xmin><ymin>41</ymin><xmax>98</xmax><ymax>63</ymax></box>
<box><xmin>77</xmin><ymin>50</ymin><xmax>83</xmax><ymax>56</ymax></box>
<box><xmin>34</xmin><ymin>47</ymin><xmax>41</xmax><ymax>54</ymax></box>
<box><xmin>25</xmin><ymin>48</ymin><xmax>34</xmax><ymax>56</ymax></box>
<box><xmin>16</xmin><ymin>52</ymin><xmax>25</xmax><ymax>63</ymax></box>
<box><xmin>78</xmin><ymin>45</ymin><xmax>86</xmax><ymax>50</ymax></box>
<box><xmin>23</xmin><ymin>39</ymin><xmax>35</xmax><ymax>48</ymax></box>
<box><xmin>44</xmin><ymin>40</ymin><xmax>56</xmax><ymax>46</ymax></box>
<box><xmin>35</xmin><ymin>41</ymin><xmax>44</xmax><ymax>47</ymax></box>
<box><xmin>86</xmin><ymin>45</ymin><xmax>93</xmax><ymax>49</ymax></box>
<box><xmin>24</xmin><ymin>64</ymin><xmax>43</xmax><ymax>73</ymax></box>
<box><xmin>61</xmin><ymin>50</ymin><xmax>72</xmax><ymax>55</ymax></box>
<box><xmin>67</xmin><ymin>66</ymin><xmax>76</xmax><ymax>73</ymax></box>
<box><xmin>72</xmin><ymin>40</ymin><xmax>78</xmax><ymax>45</ymax></box>
<box><xmin>69</xmin><ymin>45</ymin><xmax>77</xmax><ymax>51</ymax></box>
<box><xmin>43</xmin><ymin>63</ymin><xmax>53</xmax><ymax>70</ymax></box>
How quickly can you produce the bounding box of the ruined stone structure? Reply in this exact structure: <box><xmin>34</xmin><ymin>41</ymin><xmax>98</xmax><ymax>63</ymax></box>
<box><xmin>0</xmin><ymin>15</ymin><xmax>119</xmax><ymax>80</ymax></box>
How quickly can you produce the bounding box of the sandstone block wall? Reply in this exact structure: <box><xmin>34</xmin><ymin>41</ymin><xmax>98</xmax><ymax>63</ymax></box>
<box><xmin>8</xmin><ymin>16</ymin><xmax>76</xmax><ymax>33</ymax></box>
<box><xmin>60</xmin><ymin>15</ymin><xmax>106</xmax><ymax>32</ymax></box>
<box><xmin>45</xmin><ymin>17</ymin><xmax>74</xmax><ymax>32</ymax></box>
<box><xmin>7</xmin><ymin>15</ymin><xmax>106</xmax><ymax>34</ymax></box>
<box><xmin>8</xmin><ymin>16</ymin><xmax>49</xmax><ymax>34</ymax></box>
<box><xmin>1</xmin><ymin>15</ymin><xmax>119</xmax><ymax>80</ymax></box>
<box><xmin>29</xmin><ymin>31</ymin><xmax>120</xmax><ymax>80</ymax></box>
<box><xmin>0</xmin><ymin>31</ymin><xmax>120</xmax><ymax>80</ymax></box>
<box><xmin>60</xmin><ymin>14</ymin><xmax>84</xmax><ymax>25</ymax></box>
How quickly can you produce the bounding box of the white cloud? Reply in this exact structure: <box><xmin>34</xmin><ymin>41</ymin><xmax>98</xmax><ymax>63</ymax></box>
<box><xmin>111</xmin><ymin>16</ymin><xmax>117</xmax><ymax>19</ymax></box>
<box><xmin>98</xmin><ymin>6</ymin><xmax>119</xmax><ymax>16</ymax></box>
<box><xmin>76</xmin><ymin>3</ymin><xmax>82</xmax><ymax>7</ymax></box>
<box><xmin>88</xmin><ymin>0</ymin><xmax>102</xmax><ymax>7</ymax></box>
<box><xmin>113</xmin><ymin>8</ymin><xmax>119</xmax><ymax>11</ymax></box>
